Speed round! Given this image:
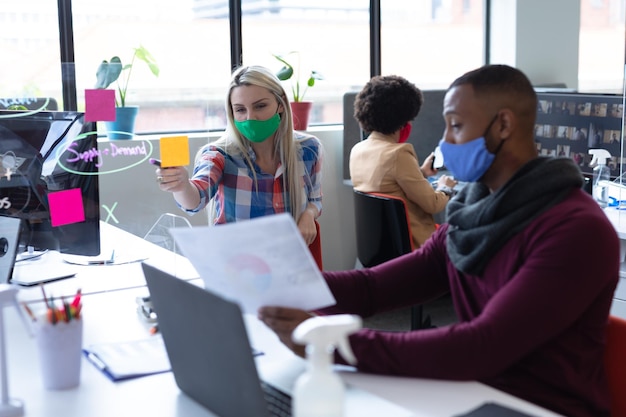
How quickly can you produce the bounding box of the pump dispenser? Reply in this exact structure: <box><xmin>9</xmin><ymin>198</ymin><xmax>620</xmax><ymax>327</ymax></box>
<box><xmin>589</xmin><ymin>149</ymin><xmax>612</xmax><ymax>208</ymax></box>
<box><xmin>292</xmin><ymin>314</ymin><xmax>362</xmax><ymax>417</ymax></box>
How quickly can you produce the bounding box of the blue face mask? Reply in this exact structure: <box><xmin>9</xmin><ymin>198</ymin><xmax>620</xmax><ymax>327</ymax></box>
<box><xmin>439</xmin><ymin>115</ymin><xmax>501</xmax><ymax>182</ymax></box>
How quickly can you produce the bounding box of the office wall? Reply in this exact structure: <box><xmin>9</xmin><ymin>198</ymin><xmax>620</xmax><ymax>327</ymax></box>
<box><xmin>490</xmin><ymin>0</ymin><xmax>580</xmax><ymax>88</ymax></box>
<box><xmin>98</xmin><ymin>126</ymin><xmax>358</xmax><ymax>271</ymax></box>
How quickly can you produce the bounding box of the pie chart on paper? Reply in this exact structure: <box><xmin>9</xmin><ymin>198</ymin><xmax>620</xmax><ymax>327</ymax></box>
<box><xmin>225</xmin><ymin>253</ymin><xmax>273</xmax><ymax>293</ymax></box>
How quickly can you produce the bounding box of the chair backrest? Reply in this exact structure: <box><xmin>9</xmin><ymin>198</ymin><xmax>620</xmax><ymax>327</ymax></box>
<box><xmin>0</xmin><ymin>97</ymin><xmax>58</xmax><ymax>110</ymax></box>
<box><xmin>308</xmin><ymin>220</ymin><xmax>323</xmax><ymax>271</ymax></box>
<box><xmin>206</xmin><ymin>201</ymin><xmax>323</xmax><ymax>270</ymax></box>
<box><xmin>353</xmin><ymin>189</ymin><xmax>413</xmax><ymax>268</ymax></box>
<box><xmin>605</xmin><ymin>315</ymin><xmax>626</xmax><ymax>417</ymax></box>
<box><xmin>144</xmin><ymin>212</ymin><xmax>193</xmax><ymax>254</ymax></box>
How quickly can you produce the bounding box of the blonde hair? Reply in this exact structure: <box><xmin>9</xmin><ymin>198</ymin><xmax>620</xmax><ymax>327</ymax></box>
<box><xmin>207</xmin><ymin>65</ymin><xmax>304</xmax><ymax>221</ymax></box>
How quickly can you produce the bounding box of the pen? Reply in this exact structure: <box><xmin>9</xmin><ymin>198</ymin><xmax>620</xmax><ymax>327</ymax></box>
<box><xmin>71</xmin><ymin>288</ymin><xmax>82</xmax><ymax>308</ymax></box>
<box><xmin>71</xmin><ymin>288</ymin><xmax>82</xmax><ymax>320</ymax></box>
<box><xmin>149</xmin><ymin>158</ymin><xmax>161</xmax><ymax>167</ymax></box>
<box><xmin>87</xmin><ymin>259</ymin><xmax>114</xmax><ymax>265</ymax></box>
<box><xmin>86</xmin><ymin>352</ymin><xmax>107</xmax><ymax>371</ymax></box>
<box><xmin>40</xmin><ymin>284</ymin><xmax>50</xmax><ymax>309</ymax></box>
<box><xmin>87</xmin><ymin>250</ymin><xmax>115</xmax><ymax>265</ymax></box>
<box><xmin>47</xmin><ymin>296</ymin><xmax>58</xmax><ymax>325</ymax></box>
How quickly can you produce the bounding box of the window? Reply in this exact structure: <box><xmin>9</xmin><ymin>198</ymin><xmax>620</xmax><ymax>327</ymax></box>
<box><xmin>0</xmin><ymin>1</ymin><xmax>59</xmax><ymax>104</ymax></box>
<box><xmin>1</xmin><ymin>1</ymin><xmax>622</xmax><ymax>135</ymax></box>
<box><xmin>72</xmin><ymin>0</ymin><xmax>231</xmax><ymax>133</ymax></box>
<box><xmin>579</xmin><ymin>0</ymin><xmax>625</xmax><ymax>92</ymax></box>
<box><xmin>381</xmin><ymin>0</ymin><xmax>485</xmax><ymax>89</ymax></box>
<box><xmin>240</xmin><ymin>1</ymin><xmax>370</xmax><ymax>125</ymax></box>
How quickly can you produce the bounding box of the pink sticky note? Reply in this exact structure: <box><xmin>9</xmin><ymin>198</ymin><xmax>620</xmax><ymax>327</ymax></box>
<box><xmin>85</xmin><ymin>89</ymin><xmax>116</xmax><ymax>122</ymax></box>
<box><xmin>48</xmin><ymin>188</ymin><xmax>85</xmax><ymax>227</ymax></box>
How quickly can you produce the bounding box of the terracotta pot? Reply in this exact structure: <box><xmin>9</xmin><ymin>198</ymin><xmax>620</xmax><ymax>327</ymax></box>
<box><xmin>290</xmin><ymin>101</ymin><xmax>312</xmax><ymax>131</ymax></box>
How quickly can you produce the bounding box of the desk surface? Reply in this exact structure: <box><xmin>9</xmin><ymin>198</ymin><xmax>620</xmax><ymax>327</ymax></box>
<box><xmin>6</xmin><ymin>226</ymin><xmax>563</xmax><ymax>417</ymax></box>
<box><xmin>14</xmin><ymin>222</ymin><xmax>198</xmax><ymax>303</ymax></box>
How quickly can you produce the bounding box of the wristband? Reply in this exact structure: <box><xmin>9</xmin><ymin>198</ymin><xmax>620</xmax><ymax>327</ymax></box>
<box><xmin>438</xmin><ymin>186</ymin><xmax>454</xmax><ymax>197</ymax></box>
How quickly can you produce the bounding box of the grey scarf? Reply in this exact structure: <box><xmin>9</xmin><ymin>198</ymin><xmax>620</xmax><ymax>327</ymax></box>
<box><xmin>446</xmin><ymin>157</ymin><xmax>584</xmax><ymax>276</ymax></box>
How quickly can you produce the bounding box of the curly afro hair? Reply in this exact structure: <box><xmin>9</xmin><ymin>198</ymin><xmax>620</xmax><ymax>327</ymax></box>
<box><xmin>353</xmin><ymin>75</ymin><xmax>423</xmax><ymax>135</ymax></box>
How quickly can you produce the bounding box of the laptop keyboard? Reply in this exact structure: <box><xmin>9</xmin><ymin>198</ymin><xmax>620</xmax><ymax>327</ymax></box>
<box><xmin>261</xmin><ymin>380</ymin><xmax>292</xmax><ymax>417</ymax></box>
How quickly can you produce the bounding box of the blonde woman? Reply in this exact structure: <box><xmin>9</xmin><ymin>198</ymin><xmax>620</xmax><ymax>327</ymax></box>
<box><xmin>155</xmin><ymin>65</ymin><xmax>323</xmax><ymax>245</ymax></box>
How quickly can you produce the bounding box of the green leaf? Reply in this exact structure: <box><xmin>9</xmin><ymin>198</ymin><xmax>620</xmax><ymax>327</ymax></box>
<box><xmin>94</xmin><ymin>57</ymin><xmax>123</xmax><ymax>89</ymax></box>
<box><xmin>134</xmin><ymin>45</ymin><xmax>160</xmax><ymax>77</ymax></box>
<box><xmin>6</xmin><ymin>104</ymin><xmax>27</xmax><ymax>110</ymax></box>
<box><xmin>276</xmin><ymin>66</ymin><xmax>293</xmax><ymax>81</ymax></box>
<box><xmin>311</xmin><ymin>70</ymin><xmax>324</xmax><ymax>80</ymax></box>
<box><xmin>95</xmin><ymin>46</ymin><xmax>159</xmax><ymax>107</ymax></box>
<box><xmin>271</xmin><ymin>51</ymin><xmax>321</xmax><ymax>102</ymax></box>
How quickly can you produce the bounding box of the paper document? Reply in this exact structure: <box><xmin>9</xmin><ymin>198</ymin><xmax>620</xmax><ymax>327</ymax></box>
<box><xmin>83</xmin><ymin>336</ymin><xmax>171</xmax><ymax>381</ymax></box>
<box><xmin>170</xmin><ymin>213</ymin><xmax>336</xmax><ymax>314</ymax></box>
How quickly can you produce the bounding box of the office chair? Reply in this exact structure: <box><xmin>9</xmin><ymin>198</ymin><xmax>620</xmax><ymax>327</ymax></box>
<box><xmin>143</xmin><ymin>213</ymin><xmax>192</xmax><ymax>254</ymax></box>
<box><xmin>0</xmin><ymin>97</ymin><xmax>58</xmax><ymax>110</ymax></box>
<box><xmin>605</xmin><ymin>315</ymin><xmax>626</xmax><ymax>417</ymax></box>
<box><xmin>352</xmin><ymin>189</ymin><xmax>431</xmax><ymax>330</ymax></box>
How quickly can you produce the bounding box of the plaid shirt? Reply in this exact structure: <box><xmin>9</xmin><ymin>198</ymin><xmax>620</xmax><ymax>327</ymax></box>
<box><xmin>181</xmin><ymin>133</ymin><xmax>323</xmax><ymax>224</ymax></box>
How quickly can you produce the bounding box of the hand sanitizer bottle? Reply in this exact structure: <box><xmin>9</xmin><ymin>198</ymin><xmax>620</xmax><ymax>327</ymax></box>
<box><xmin>589</xmin><ymin>149</ymin><xmax>612</xmax><ymax>208</ymax></box>
<box><xmin>291</xmin><ymin>314</ymin><xmax>362</xmax><ymax>417</ymax></box>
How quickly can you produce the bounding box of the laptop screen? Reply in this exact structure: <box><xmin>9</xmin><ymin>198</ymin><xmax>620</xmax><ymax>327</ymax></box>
<box><xmin>0</xmin><ymin>216</ymin><xmax>21</xmax><ymax>283</ymax></box>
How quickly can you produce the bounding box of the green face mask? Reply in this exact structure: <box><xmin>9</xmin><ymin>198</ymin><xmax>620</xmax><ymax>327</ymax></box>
<box><xmin>234</xmin><ymin>113</ymin><xmax>281</xmax><ymax>143</ymax></box>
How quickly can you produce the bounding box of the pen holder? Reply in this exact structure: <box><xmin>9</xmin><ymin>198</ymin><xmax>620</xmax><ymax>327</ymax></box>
<box><xmin>34</xmin><ymin>318</ymin><xmax>83</xmax><ymax>390</ymax></box>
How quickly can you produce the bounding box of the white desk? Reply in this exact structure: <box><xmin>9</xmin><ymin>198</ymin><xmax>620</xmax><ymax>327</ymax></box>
<box><xmin>13</xmin><ymin>222</ymin><xmax>198</xmax><ymax>303</ymax></box>
<box><xmin>5</xmin><ymin>227</ymin><xmax>564</xmax><ymax>417</ymax></box>
<box><xmin>603</xmin><ymin>208</ymin><xmax>626</xmax><ymax>318</ymax></box>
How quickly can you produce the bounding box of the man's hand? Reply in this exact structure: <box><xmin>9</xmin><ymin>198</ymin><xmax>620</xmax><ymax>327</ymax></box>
<box><xmin>258</xmin><ymin>306</ymin><xmax>313</xmax><ymax>358</ymax></box>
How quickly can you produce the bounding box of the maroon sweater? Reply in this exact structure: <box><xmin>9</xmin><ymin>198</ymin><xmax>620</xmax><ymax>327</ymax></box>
<box><xmin>322</xmin><ymin>189</ymin><xmax>618</xmax><ymax>417</ymax></box>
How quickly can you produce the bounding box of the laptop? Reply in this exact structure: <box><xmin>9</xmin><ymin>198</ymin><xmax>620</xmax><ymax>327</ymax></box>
<box><xmin>141</xmin><ymin>262</ymin><xmax>414</xmax><ymax>417</ymax></box>
<box><xmin>0</xmin><ymin>215</ymin><xmax>22</xmax><ymax>283</ymax></box>
<box><xmin>11</xmin><ymin>249</ymin><xmax>77</xmax><ymax>286</ymax></box>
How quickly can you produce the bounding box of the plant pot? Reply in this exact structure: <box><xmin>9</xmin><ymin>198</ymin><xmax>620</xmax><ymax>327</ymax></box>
<box><xmin>104</xmin><ymin>106</ymin><xmax>139</xmax><ymax>140</ymax></box>
<box><xmin>290</xmin><ymin>101</ymin><xmax>312</xmax><ymax>131</ymax></box>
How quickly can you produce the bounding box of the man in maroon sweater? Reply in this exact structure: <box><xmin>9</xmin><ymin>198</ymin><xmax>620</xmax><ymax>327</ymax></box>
<box><xmin>259</xmin><ymin>65</ymin><xmax>619</xmax><ymax>417</ymax></box>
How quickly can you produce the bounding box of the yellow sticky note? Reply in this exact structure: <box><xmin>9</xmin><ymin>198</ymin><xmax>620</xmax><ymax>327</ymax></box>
<box><xmin>160</xmin><ymin>136</ymin><xmax>190</xmax><ymax>168</ymax></box>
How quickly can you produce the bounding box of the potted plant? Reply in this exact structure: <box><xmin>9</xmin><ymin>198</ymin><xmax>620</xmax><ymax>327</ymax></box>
<box><xmin>95</xmin><ymin>45</ymin><xmax>159</xmax><ymax>139</ymax></box>
<box><xmin>273</xmin><ymin>52</ymin><xmax>323</xmax><ymax>131</ymax></box>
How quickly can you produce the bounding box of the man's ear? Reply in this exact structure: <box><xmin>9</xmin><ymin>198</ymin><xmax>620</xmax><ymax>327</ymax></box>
<box><xmin>498</xmin><ymin>108</ymin><xmax>516</xmax><ymax>139</ymax></box>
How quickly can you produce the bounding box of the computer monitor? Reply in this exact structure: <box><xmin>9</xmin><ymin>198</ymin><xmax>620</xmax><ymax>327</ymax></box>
<box><xmin>534</xmin><ymin>91</ymin><xmax>624</xmax><ymax>178</ymax></box>
<box><xmin>0</xmin><ymin>110</ymin><xmax>100</xmax><ymax>256</ymax></box>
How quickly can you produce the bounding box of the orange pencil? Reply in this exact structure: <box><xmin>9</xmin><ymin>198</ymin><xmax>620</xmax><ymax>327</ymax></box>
<box><xmin>21</xmin><ymin>302</ymin><xmax>36</xmax><ymax>322</ymax></box>
<box><xmin>40</xmin><ymin>284</ymin><xmax>50</xmax><ymax>308</ymax></box>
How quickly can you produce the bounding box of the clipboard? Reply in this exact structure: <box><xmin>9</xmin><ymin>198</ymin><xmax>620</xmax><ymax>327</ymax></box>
<box><xmin>83</xmin><ymin>336</ymin><xmax>171</xmax><ymax>381</ymax></box>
